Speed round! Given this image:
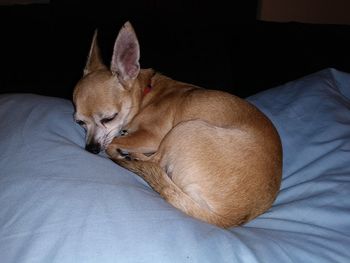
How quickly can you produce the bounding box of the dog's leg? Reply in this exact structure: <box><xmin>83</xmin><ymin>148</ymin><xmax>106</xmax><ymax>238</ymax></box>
<box><xmin>106</xmin><ymin>129</ymin><xmax>160</xmax><ymax>160</ymax></box>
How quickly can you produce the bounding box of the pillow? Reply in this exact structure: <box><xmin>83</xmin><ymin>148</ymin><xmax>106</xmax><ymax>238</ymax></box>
<box><xmin>0</xmin><ymin>68</ymin><xmax>349</xmax><ymax>262</ymax></box>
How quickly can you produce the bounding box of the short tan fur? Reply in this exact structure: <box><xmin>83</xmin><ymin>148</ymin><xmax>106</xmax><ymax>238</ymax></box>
<box><xmin>73</xmin><ymin>22</ymin><xmax>282</xmax><ymax>228</ymax></box>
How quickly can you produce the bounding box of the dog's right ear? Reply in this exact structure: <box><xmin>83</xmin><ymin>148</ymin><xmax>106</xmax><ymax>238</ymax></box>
<box><xmin>83</xmin><ymin>29</ymin><xmax>107</xmax><ymax>76</ymax></box>
<box><xmin>110</xmin><ymin>21</ymin><xmax>140</xmax><ymax>87</ymax></box>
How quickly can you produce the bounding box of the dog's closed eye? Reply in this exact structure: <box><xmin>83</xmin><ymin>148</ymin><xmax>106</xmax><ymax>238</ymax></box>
<box><xmin>75</xmin><ymin>120</ymin><xmax>86</xmax><ymax>126</ymax></box>
<box><xmin>101</xmin><ymin>113</ymin><xmax>118</xmax><ymax>124</ymax></box>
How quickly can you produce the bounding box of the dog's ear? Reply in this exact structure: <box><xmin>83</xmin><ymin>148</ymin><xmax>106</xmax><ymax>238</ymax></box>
<box><xmin>84</xmin><ymin>30</ymin><xmax>107</xmax><ymax>76</ymax></box>
<box><xmin>111</xmin><ymin>21</ymin><xmax>140</xmax><ymax>87</ymax></box>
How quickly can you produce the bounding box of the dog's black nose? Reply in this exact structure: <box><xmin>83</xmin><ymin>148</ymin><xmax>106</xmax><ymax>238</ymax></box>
<box><xmin>85</xmin><ymin>143</ymin><xmax>101</xmax><ymax>154</ymax></box>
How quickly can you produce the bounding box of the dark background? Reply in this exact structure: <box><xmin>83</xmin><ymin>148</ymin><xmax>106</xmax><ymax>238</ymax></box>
<box><xmin>0</xmin><ymin>1</ymin><xmax>349</xmax><ymax>99</ymax></box>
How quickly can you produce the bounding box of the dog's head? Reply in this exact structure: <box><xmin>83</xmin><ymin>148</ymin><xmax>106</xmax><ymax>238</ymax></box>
<box><xmin>73</xmin><ymin>22</ymin><xmax>145</xmax><ymax>154</ymax></box>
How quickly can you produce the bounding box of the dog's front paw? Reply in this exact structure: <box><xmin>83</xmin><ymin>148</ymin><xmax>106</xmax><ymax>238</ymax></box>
<box><xmin>106</xmin><ymin>144</ymin><xmax>134</xmax><ymax>161</ymax></box>
<box><xmin>117</xmin><ymin>148</ymin><xmax>132</xmax><ymax>161</ymax></box>
<box><xmin>106</xmin><ymin>144</ymin><xmax>121</xmax><ymax>159</ymax></box>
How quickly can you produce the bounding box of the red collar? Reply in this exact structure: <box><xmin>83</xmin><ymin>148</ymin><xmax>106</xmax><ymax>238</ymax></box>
<box><xmin>143</xmin><ymin>84</ymin><xmax>152</xmax><ymax>97</ymax></box>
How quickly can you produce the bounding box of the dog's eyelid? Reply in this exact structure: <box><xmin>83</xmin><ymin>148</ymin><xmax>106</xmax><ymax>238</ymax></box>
<box><xmin>101</xmin><ymin>113</ymin><xmax>118</xmax><ymax>124</ymax></box>
<box><xmin>75</xmin><ymin>119</ymin><xmax>86</xmax><ymax>126</ymax></box>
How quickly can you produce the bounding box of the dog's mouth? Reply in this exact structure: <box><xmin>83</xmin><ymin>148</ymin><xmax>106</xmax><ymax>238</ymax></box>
<box><xmin>89</xmin><ymin>129</ymin><xmax>127</xmax><ymax>154</ymax></box>
<box><xmin>84</xmin><ymin>124</ymin><xmax>128</xmax><ymax>155</ymax></box>
<box><xmin>84</xmin><ymin>135</ymin><xmax>112</xmax><ymax>155</ymax></box>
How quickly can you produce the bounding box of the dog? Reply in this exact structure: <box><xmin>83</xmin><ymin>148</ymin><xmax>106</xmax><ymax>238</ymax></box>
<box><xmin>73</xmin><ymin>21</ymin><xmax>282</xmax><ymax>228</ymax></box>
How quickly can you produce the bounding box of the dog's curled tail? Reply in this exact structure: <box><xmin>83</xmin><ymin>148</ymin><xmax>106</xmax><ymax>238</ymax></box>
<box><xmin>115</xmin><ymin>159</ymin><xmax>239</xmax><ymax>228</ymax></box>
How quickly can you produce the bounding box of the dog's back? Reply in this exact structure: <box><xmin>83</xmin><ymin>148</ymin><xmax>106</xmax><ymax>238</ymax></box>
<box><xmin>114</xmin><ymin>73</ymin><xmax>282</xmax><ymax>228</ymax></box>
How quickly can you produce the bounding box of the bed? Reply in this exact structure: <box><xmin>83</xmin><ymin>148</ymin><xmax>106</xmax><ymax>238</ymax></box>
<box><xmin>0</xmin><ymin>68</ymin><xmax>349</xmax><ymax>262</ymax></box>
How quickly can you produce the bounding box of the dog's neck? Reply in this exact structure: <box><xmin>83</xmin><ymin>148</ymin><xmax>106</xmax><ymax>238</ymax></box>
<box><xmin>136</xmin><ymin>69</ymin><xmax>198</xmax><ymax>110</ymax></box>
<box><xmin>143</xmin><ymin>84</ymin><xmax>152</xmax><ymax>97</ymax></box>
<box><xmin>137</xmin><ymin>68</ymin><xmax>155</xmax><ymax>93</ymax></box>
<box><xmin>136</xmin><ymin>69</ymin><xmax>159</xmax><ymax>106</ymax></box>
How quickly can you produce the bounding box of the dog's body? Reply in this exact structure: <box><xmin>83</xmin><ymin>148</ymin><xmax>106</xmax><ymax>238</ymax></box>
<box><xmin>73</xmin><ymin>22</ymin><xmax>282</xmax><ymax>228</ymax></box>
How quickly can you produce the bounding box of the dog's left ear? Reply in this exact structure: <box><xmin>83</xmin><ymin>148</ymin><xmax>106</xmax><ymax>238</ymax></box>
<box><xmin>84</xmin><ymin>30</ymin><xmax>107</xmax><ymax>76</ymax></box>
<box><xmin>111</xmin><ymin>21</ymin><xmax>140</xmax><ymax>87</ymax></box>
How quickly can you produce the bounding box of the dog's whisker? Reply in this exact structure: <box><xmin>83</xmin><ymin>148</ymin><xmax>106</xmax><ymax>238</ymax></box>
<box><xmin>102</xmin><ymin>126</ymin><xmax>124</xmax><ymax>149</ymax></box>
<box><xmin>106</xmin><ymin>126</ymin><xmax>122</xmax><ymax>138</ymax></box>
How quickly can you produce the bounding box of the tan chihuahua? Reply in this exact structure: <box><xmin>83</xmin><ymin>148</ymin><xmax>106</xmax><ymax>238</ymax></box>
<box><xmin>73</xmin><ymin>22</ymin><xmax>282</xmax><ymax>228</ymax></box>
